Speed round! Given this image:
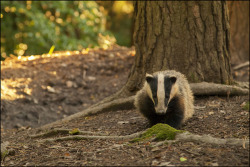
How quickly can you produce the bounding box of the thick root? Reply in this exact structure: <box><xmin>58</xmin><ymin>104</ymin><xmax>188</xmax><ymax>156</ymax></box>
<box><xmin>40</xmin><ymin>82</ymin><xmax>248</xmax><ymax>130</ymax></box>
<box><xmin>175</xmin><ymin>132</ymin><xmax>249</xmax><ymax>147</ymax></box>
<box><xmin>40</xmin><ymin>96</ymin><xmax>135</xmax><ymax>130</ymax></box>
<box><xmin>30</xmin><ymin>128</ymin><xmax>107</xmax><ymax>138</ymax></box>
<box><xmin>36</xmin><ymin>129</ymin><xmax>249</xmax><ymax>148</ymax></box>
<box><xmin>39</xmin><ymin>131</ymin><xmax>145</xmax><ymax>143</ymax></box>
<box><xmin>190</xmin><ymin>82</ymin><xmax>249</xmax><ymax>96</ymax></box>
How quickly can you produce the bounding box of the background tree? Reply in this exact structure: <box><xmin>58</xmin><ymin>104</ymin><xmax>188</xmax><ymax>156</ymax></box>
<box><xmin>121</xmin><ymin>1</ymin><xmax>233</xmax><ymax>96</ymax></box>
<box><xmin>228</xmin><ymin>1</ymin><xmax>249</xmax><ymax>64</ymax></box>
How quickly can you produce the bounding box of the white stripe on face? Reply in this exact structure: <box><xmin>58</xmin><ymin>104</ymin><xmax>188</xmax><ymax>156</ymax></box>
<box><xmin>155</xmin><ymin>73</ymin><xmax>166</xmax><ymax>114</ymax></box>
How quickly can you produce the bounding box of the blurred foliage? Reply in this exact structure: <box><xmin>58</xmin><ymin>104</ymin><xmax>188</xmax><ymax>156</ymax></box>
<box><xmin>1</xmin><ymin>1</ymin><xmax>115</xmax><ymax>60</ymax></box>
<box><xmin>97</xmin><ymin>1</ymin><xmax>134</xmax><ymax>47</ymax></box>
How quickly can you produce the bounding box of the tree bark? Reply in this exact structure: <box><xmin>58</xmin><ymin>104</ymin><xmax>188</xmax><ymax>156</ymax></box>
<box><xmin>228</xmin><ymin>1</ymin><xmax>249</xmax><ymax>64</ymax></box>
<box><xmin>125</xmin><ymin>1</ymin><xmax>232</xmax><ymax>93</ymax></box>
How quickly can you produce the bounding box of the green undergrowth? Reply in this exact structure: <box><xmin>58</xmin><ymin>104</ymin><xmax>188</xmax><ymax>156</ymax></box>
<box><xmin>131</xmin><ymin>123</ymin><xmax>185</xmax><ymax>143</ymax></box>
<box><xmin>243</xmin><ymin>101</ymin><xmax>249</xmax><ymax>111</ymax></box>
<box><xmin>1</xmin><ymin>150</ymin><xmax>9</xmax><ymax>161</ymax></box>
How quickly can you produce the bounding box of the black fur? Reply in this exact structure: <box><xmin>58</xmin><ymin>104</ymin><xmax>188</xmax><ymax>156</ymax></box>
<box><xmin>146</xmin><ymin>75</ymin><xmax>158</xmax><ymax>106</ymax></box>
<box><xmin>138</xmin><ymin>93</ymin><xmax>184</xmax><ymax>129</ymax></box>
<box><xmin>164</xmin><ymin>76</ymin><xmax>176</xmax><ymax>106</ymax></box>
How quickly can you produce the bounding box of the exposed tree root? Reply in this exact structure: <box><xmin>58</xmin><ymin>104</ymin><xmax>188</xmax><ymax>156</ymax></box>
<box><xmin>40</xmin><ymin>81</ymin><xmax>248</xmax><ymax>130</ymax></box>
<box><xmin>89</xmin><ymin>86</ymin><xmax>133</xmax><ymax>109</ymax></box>
<box><xmin>190</xmin><ymin>82</ymin><xmax>249</xmax><ymax>96</ymax></box>
<box><xmin>175</xmin><ymin>132</ymin><xmax>249</xmax><ymax>147</ymax></box>
<box><xmin>39</xmin><ymin>131</ymin><xmax>145</xmax><ymax>143</ymax></box>
<box><xmin>30</xmin><ymin>128</ymin><xmax>107</xmax><ymax>138</ymax></box>
<box><xmin>40</xmin><ymin>96</ymin><xmax>135</xmax><ymax>130</ymax></box>
<box><xmin>36</xmin><ymin>129</ymin><xmax>249</xmax><ymax>148</ymax></box>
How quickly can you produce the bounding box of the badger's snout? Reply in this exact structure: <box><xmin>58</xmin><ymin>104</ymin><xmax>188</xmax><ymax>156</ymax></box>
<box><xmin>156</xmin><ymin>109</ymin><xmax>166</xmax><ymax>115</ymax></box>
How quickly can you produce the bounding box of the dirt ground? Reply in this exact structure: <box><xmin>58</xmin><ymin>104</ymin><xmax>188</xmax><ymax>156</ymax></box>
<box><xmin>1</xmin><ymin>46</ymin><xmax>249</xmax><ymax>166</ymax></box>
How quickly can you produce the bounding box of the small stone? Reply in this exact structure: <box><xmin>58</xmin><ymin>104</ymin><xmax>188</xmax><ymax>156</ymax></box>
<box><xmin>151</xmin><ymin>160</ymin><xmax>159</xmax><ymax>166</ymax></box>
<box><xmin>219</xmin><ymin>110</ymin><xmax>226</xmax><ymax>114</ymax></box>
<box><xmin>211</xmin><ymin>162</ymin><xmax>219</xmax><ymax>166</ymax></box>
<box><xmin>61</xmin><ymin>63</ymin><xmax>67</xmax><ymax>67</ymax></box>
<box><xmin>87</xmin><ymin>76</ymin><xmax>96</xmax><ymax>81</ymax></box>
<box><xmin>47</xmin><ymin>86</ymin><xmax>56</xmax><ymax>93</ymax></box>
<box><xmin>208</xmin><ymin>111</ymin><xmax>214</xmax><ymax>115</ymax></box>
<box><xmin>109</xmin><ymin>53</ymin><xmax>115</xmax><ymax>58</ymax></box>
<box><xmin>117</xmin><ymin>121</ymin><xmax>129</xmax><ymax>125</ymax></box>
<box><xmin>23</xmin><ymin>145</ymin><xmax>28</xmax><ymax>149</ymax></box>
<box><xmin>159</xmin><ymin>162</ymin><xmax>171</xmax><ymax>166</ymax></box>
<box><xmin>151</xmin><ymin>147</ymin><xmax>160</xmax><ymax>152</ymax></box>
<box><xmin>33</xmin><ymin>98</ymin><xmax>38</xmax><ymax>104</ymax></box>
<box><xmin>66</xmin><ymin>81</ymin><xmax>74</xmax><ymax>88</ymax></box>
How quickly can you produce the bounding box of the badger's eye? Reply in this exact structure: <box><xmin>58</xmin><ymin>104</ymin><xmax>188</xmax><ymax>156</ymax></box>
<box><xmin>165</xmin><ymin>95</ymin><xmax>169</xmax><ymax>98</ymax></box>
<box><xmin>153</xmin><ymin>95</ymin><xmax>157</xmax><ymax>99</ymax></box>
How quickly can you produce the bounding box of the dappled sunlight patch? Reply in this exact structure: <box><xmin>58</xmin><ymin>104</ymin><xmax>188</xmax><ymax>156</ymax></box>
<box><xmin>2</xmin><ymin>50</ymin><xmax>90</xmax><ymax>63</ymax></box>
<box><xmin>1</xmin><ymin>78</ymin><xmax>33</xmax><ymax>101</ymax></box>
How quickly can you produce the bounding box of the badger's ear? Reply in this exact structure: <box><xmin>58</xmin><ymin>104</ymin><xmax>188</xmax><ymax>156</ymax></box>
<box><xmin>146</xmin><ymin>73</ymin><xmax>153</xmax><ymax>83</ymax></box>
<box><xmin>170</xmin><ymin>76</ymin><xmax>176</xmax><ymax>84</ymax></box>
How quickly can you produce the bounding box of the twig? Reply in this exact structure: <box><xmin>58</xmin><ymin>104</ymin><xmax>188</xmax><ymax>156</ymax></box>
<box><xmin>233</xmin><ymin>61</ymin><xmax>249</xmax><ymax>70</ymax></box>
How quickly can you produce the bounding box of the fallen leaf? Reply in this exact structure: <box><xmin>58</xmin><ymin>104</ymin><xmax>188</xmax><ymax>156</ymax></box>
<box><xmin>66</xmin><ymin>81</ymin><xmax>74</xmax><ymax>88</ymax></box>
<box><xmin>208</xmin><ymin>111</ymin><xmax>214</xmax><ymax>115</ymax></box>
<box><xmin>69</xmin><ymin>128</ymin><xmax>80</xmax><ymax>135</ymax></box>
<box><xmin>47</xmin><ymin>86</ymin><xmax>56</xmax><ymax>93</ymax></box>
<box><xmin>180</xmin><ymin>157</ymin><xmax>187</xmax><ymax>162</ymax></box>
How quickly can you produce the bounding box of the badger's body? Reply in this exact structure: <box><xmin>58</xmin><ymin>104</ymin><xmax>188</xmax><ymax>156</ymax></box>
<box><xmin>134</xmin><ymin>70</ymin><xmax>194</xmax><ymax>129</ymax></box>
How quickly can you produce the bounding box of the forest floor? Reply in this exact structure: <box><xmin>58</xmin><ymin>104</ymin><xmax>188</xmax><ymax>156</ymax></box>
<box><xmin>1</xmin><ymin>46</ymin><xmax>249</xmax><ymax>166</ymax></box>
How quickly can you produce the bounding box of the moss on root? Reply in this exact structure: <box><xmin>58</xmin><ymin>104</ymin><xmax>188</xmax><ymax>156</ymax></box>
<box><xmin>243</xmin><ymin>101</ymin><xmax>249</xmax><ymax>111</ymax></box>
<box><xmin>1</xmin><ymin>150</ymin><xmax>9</xmax><ymax>161</ymax></box>
<box><xmin>131</xmin><ymin>123</ymin><xmax>184</xmax><ymax>143</ymax></box>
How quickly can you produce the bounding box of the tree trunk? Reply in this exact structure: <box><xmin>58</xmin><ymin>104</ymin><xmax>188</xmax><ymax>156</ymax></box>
<box><xmin>228</xmin><ymin>1</ymin><xmax>249</xmax><ymax>64</ymax></box>
<box><xmin>125</xmin><ymin>1</ymin><xmax>232</xmax><ymax>93</ymax></box>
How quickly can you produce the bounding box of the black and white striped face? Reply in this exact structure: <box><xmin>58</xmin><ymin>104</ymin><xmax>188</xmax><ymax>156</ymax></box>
<box><xmin>145</xmin><ymin>73</ymin><xmax>177</xmax><ymax>115</ymax></box>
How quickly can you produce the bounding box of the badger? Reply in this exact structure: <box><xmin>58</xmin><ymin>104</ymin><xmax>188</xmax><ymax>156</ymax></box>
<box><xmin>134</xmin><ymin>70</ymin><xmax>194</xmax><ymax>129</ymax></box>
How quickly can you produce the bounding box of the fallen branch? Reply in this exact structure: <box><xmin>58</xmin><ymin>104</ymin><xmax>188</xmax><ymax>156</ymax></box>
<box><xmin>175</xmin><ymin>132</ymin><xmax>249</xmax><ymax>147</ymax></box>
<box><xmin>40</xmin><ymin>131</ymin><xmax>145</xmax><ymax>143</ymax></box>
<box><xmin>30</xmin><ymin>128</ymin><xmax>107</xmax><ymax>138</ymax></box>
<box><xmin>233</xmin><ymin>61</ymin><xmax>249</xmax><ymax>70</ymax></box>
<box><xmin>190</xmin><ymin>82</ymin><xmax>249</xmax><ymax>96</ymax></box>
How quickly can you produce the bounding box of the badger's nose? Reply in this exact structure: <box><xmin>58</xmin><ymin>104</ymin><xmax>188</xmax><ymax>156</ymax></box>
<box><xmin>156</xmin><ymin>110</ymin><xmax>166</xmax><ymax>115</ymax></box>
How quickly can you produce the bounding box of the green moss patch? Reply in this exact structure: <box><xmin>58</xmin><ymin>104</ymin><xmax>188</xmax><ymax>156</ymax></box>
<box><xmin>1</xmin><ymin>150</ymin><xmax>9</xmax><ymax>161</ymax></box>
<box><xmin>131</xmin><ymin>123</ymin><xmax>184</xmax><ymax>143</ymax></box>
<box><xmin>243</xmin><ymin>101</ymin><xmax>249</xmax><ymax>111</ymax></box>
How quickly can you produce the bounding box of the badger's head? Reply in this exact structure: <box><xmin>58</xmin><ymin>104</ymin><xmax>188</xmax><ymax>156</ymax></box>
<box><xmin>145</xmin><ymin>72</ymin><xmax>178</xmax><ymax>115</ymax></box>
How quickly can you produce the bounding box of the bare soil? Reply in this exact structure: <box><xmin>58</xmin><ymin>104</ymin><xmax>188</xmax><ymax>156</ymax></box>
<box><xmin>1</xmin><ymin>46</ymin><xmax>249</xmax><ymax>166</ymax></box>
